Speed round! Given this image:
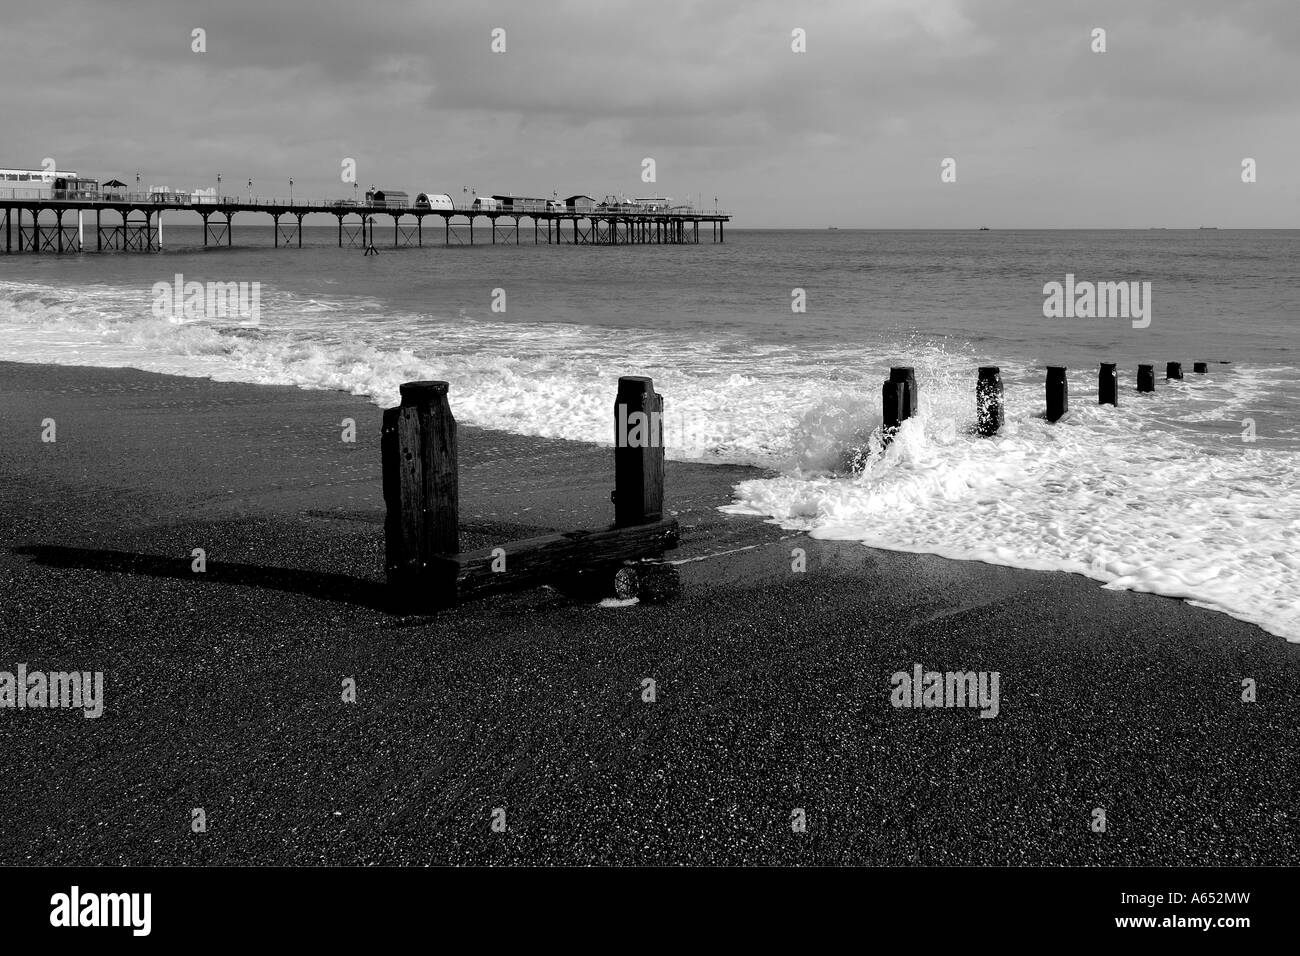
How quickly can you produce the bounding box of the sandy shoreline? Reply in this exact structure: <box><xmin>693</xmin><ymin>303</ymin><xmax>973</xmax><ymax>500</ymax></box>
<box><xmin>0</xmin><ymin>360</ymin><xmax>1296</xmax><ymax>865</ymax></box>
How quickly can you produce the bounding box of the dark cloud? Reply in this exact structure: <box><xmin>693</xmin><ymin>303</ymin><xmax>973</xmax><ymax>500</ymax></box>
<box><xmin>3</xmin><ymin>0</ymin><xmax>1296</xmax><ymax>225</ymax></box>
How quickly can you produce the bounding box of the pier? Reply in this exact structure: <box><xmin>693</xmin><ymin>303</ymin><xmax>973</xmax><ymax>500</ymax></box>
<box><xmin>0</xmin><ymin>193</ymin><xmax>730</xmax><ymax>254</ymax></box>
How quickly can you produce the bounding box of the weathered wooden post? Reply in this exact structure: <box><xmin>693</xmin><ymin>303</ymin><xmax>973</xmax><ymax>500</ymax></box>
<box><xmin>613</xmin><ymin>376</ymin><xmax>664</xmax><ymax>527</ymax></box>
<box><xmin>378</xmin><ymin>376</ymin><xmax>680</xmax><ymax>608</ymax></box>
<box><xmin>1098</xmin><ymin>362</ymin><xmax>1118</xmax><ymax>406</ymax></box>
<box><xmin>1166</xmin><ymin>361</ymin><xmax>1183</xmax><ymax>380</ymax></box>
<box><xmin>882</xmin><ymin>367</ymin><xmax>918</xmax><ymax>437</ymax></box>
<box><xmin>1137</xmin><ymin>364</ymin><xmax>1155</xmax><ymax>393</ymax></box>
<box><xmin>1194</xmin><ymin>362</ymin><xmax>1208</xmax><ymax>374</ymax></box>
<box><xmin>975</xmin><ymin>366</ymin><xmax>1003</xmax><ymax>436</ymax></box>
<box><xmin>1046</xmin><ymin>366</ymin><xmax>1068</xmax><ymax>422</ymax></box>
<box><xmin>382</xmin><ymin>381</ymin><xmax>459</xmax><ymax>597</ymax></box>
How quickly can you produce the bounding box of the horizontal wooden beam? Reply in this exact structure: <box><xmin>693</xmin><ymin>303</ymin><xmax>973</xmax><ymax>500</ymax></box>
<box><xmin>403</xmin><ymin>518</ymin><xmax>680</xmax><ymax>607</ymax></box>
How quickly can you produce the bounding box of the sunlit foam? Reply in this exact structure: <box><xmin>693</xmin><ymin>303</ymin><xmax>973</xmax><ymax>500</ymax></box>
<box><xmin>1</xmin><ymin>278</ymin><xmax>1296</xmax><ymax>640</ymax></box>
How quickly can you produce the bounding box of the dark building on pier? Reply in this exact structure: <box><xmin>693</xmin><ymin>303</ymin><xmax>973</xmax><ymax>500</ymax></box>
<box><xmin>364</xmin><ymin>189</ymin><xmax>409</xmax><ymax>208</ymax></box>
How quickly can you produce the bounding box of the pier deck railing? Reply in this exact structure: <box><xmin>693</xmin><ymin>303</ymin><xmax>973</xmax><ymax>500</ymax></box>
<box><xmin>0</xmin><ymin>189</ymin><xmax>727</xmax><ymax>218</ymax></box>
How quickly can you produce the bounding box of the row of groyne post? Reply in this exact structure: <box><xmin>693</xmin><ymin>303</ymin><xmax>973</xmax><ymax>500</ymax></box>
<box><xmin>883</xmin><ymin>361</ymin><xmax>1216</xmax><ymax>439</ymax></box>
<box><xmin>393</xmin><ymin>359</ymin><xmax>1219</xmax><ymax>608</ymax></box>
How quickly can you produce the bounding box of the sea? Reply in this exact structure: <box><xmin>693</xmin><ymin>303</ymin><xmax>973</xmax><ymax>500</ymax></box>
<box><xmin>2</xmin><ymin>226</ymin><xmax>1298</xmax><ymax>640</ymax></box>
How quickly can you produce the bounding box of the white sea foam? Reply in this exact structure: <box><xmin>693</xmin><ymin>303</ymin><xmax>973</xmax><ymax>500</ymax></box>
<box><xmin>723</xmin><ymin>354</ymin><xmax>1300</xmax><ymax>642</ymax></box>
<box><xmin>1</xmin><ymin>278</ymin><xmax>1297</xmax><ymax>640</ymax></box>
<box><xmin>0</xmin><ymin>278</ymin><xmax>864</xmax><ymax>465</ymax></box>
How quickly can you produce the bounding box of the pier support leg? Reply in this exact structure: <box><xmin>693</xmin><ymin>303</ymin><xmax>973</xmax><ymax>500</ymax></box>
<box><xmin>338</xmin><ymin>214</ymin><xmax>343</xmax><ymax>248</ymax></box>
<box><xmin>77</xmin><ymin>210</ymin><xmax>84</xmax><ymax>251</ymax></box>
<box><xmin>297</xmin><ymin>213</ymin><xmax>304</xmax><ymax>248</ymax></box>
<box><xmin>157</xmin><ymin>210</ymin><xmax>163</xmax><ymax>251</ymax></box>
<box><xmin>56</xmin><ymin>210</ymin><xmax>63</xmax><ymax>253</ymax></box>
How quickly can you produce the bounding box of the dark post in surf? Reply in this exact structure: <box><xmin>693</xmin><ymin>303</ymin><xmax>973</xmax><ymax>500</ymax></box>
<box><xmin>1099</xmin><ymin>363</ymin><xmax>1118</xmax><ymax>406</ymax></box>
<box><xmin>882</xmin><ymin>366</ymin><xmax>918</xmax><ymax>442</ymax></box>
<box><xmin>1046</xmin><ymin>366</ymin><xmax>1068</xmax><ymax>422</ymax></box>
<box><xmin>976</xmin><ymin>366</ymin><xmax>1004</xmax><ymax>436</ymax></box>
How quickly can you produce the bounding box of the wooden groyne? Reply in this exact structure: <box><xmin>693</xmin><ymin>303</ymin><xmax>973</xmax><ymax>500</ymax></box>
<box><xmin>884</xmin><ymin>361</ymin><xmax>1214</xmax><ymax>439</ymax></box>
<box><xmin>0</xmin><ymin>195</ymin><xmax>730</xmax><ymax>254</ymax></box>
<box><xmin>382</xmin><ymin>375</ymin><xmax>681</xmax><ymax>611</ymax></box>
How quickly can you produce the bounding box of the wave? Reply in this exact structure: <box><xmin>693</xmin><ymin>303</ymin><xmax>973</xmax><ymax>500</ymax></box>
<box><xmin>723</xmin><ymin>352</ymin><xmax>1300</xmax><ymax>642</ymax></box>
<box><xmin>1</xmin><ymin>277</ymin><xmax>1297</xmax><ymax>640</ymax></box>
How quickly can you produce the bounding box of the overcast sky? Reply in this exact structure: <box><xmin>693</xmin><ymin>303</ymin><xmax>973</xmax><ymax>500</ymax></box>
<box><xmin>3</xmin><ymin>0</ymin><xmax>1297</xmax><ymax>227</ymax></box>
